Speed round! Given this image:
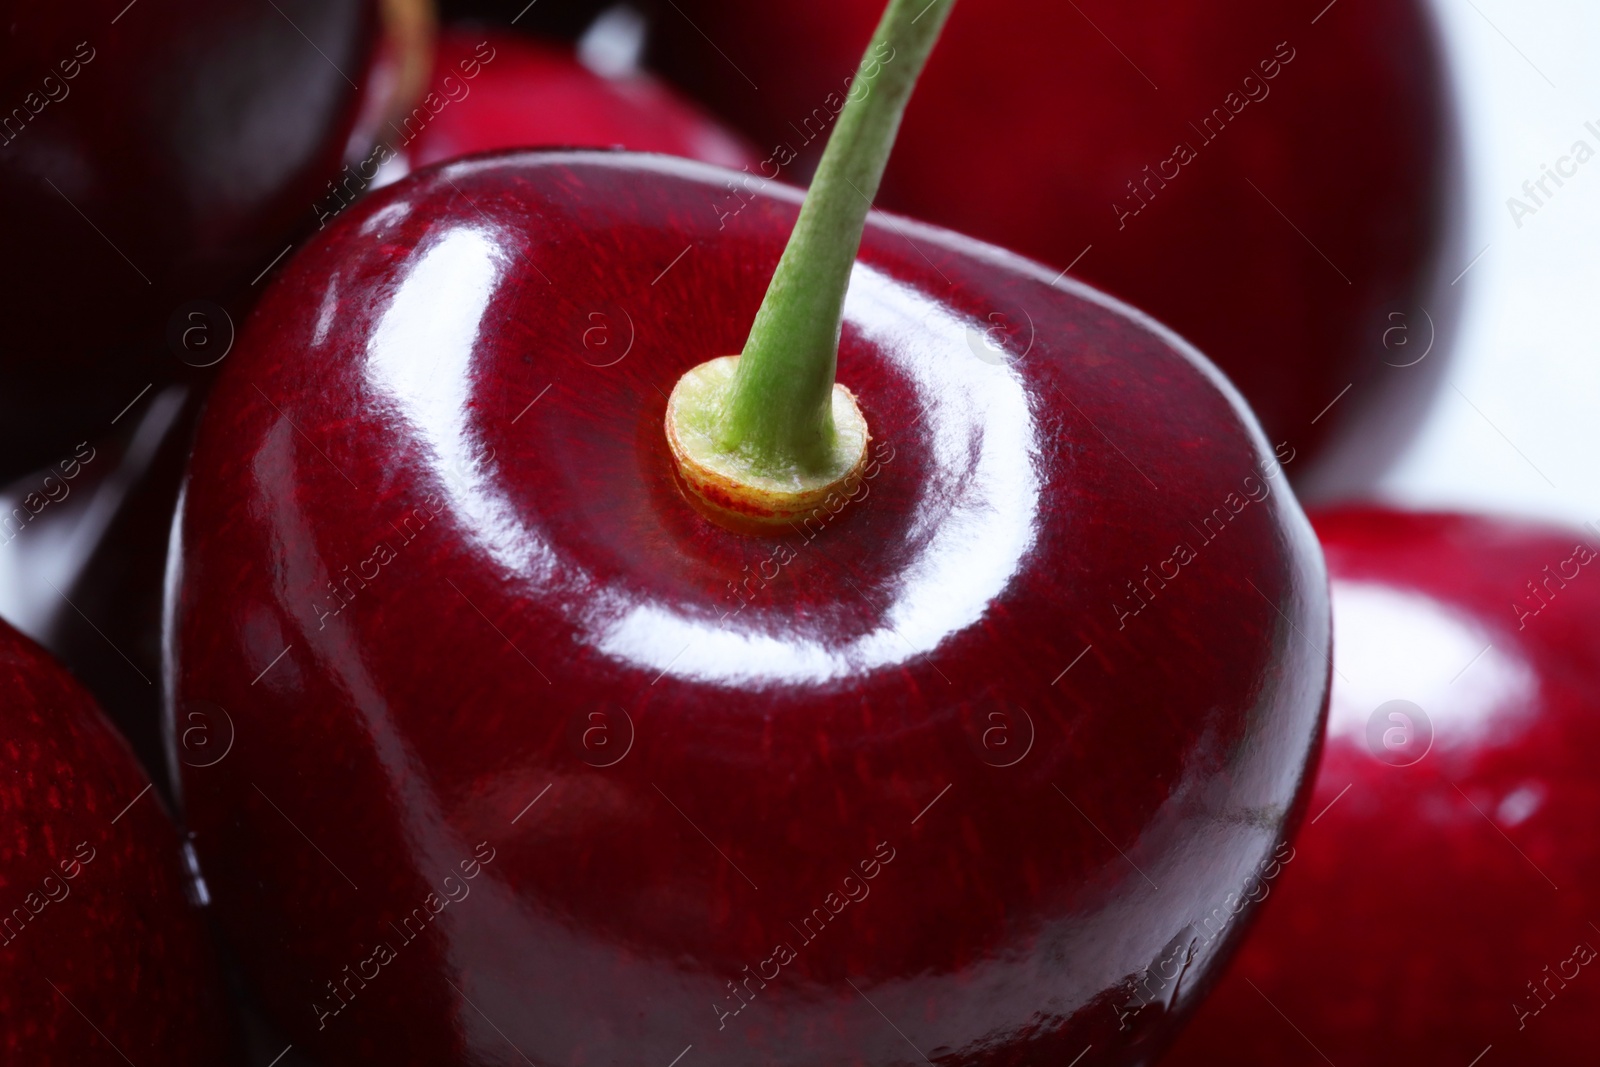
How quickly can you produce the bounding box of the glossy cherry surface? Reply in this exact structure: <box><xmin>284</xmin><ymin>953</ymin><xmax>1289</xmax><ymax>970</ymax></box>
<box><xmin>0</xmin><ymin>619</ymin><xmax>231</xmax><ymax>1063</ymax></box>
<box><xmin>0</xmin><ymin>0</ymin><xmax>388</xmax><ymax>480</ymax></box>
<box><xmin>169</xmin><ymin>151</ymin><xmax>1330</xmax><ymax>1065</ymax></box>
<box><xmin>1163</xmin><ymin>508</ymin><xmax>1600</xmax><ymax>1066</ymax></box>
<box><xmin>401</xmin><ymin>29</ymin><xmax>758</xmax><ymax>172</ymax></box>
<box><xmin>650</xmin><ymin>0</ymin><xmax>1460</xmax><ymax>484</ymax></box>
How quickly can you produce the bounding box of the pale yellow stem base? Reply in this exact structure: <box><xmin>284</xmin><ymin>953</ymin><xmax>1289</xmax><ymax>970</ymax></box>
<box><xmin>664</xmin><ymin>356</ymin><xmax>870</xmax><ymax>529</ymax></box>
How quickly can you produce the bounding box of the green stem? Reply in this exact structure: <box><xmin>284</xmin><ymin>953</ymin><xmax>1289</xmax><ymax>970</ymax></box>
<box><xmin>715</xmin><ymin>0</ymin><xmax>958</xmax><ymax>473</ymax></box>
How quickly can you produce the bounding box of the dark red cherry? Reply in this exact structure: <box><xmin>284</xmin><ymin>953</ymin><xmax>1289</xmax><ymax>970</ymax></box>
<box><xmin>648</xmin><ymin>0</ymin><xmax>1461</xmax><ymax>487</ymax></box>
<box><xmin>0</xmin><ymin>0</ymin><xmax>404</xmax><ymax>481</ymax></box>
<box><xmin>167</xmin><ymin>150</ymin><xmax>1329</xmax><ymax>1065</ymax></box>
<box><xmin>1163</xmin><ymin>508</ymin><xmax>1600</xmax><ymax>1066</ymax></box>
<box><xmin>0</xmin><ymin>618</ymin><xmax>232</xmax><ymax>1063</ymax></box>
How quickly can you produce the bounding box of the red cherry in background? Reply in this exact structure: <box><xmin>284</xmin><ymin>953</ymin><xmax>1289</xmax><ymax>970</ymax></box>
<box><xmin>0</xmin><ymin>0</ymin><xmax>419</xmax><ymax>482</ymax></box>
<box><xmin>397</xmin><ymin>27</ymin><xmax>758</xmax><ymax>174</ymax></box>
<box><xmin>166</xmin><ymin>146</ymin><xmax>1330</xmax><ymax>1066</ymax></box>
<box><xmin>646</xmin><ymin>0</ymin><xmax>1462</xmax><ymax>490</ymax></box>
<box><xmin>1161</xmin><ymin>508</ymin><xmax>1600</xmax><ymax>1066</ymax></box>
<box><xmin>0</xmin><ymin>618</ymin><xmax>233</xmax><ymax>1063</ymax></box>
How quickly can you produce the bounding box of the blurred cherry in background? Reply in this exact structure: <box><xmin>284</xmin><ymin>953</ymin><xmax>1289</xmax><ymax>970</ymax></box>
<box><xmin>646</xmin><ymin>0</ymin><xmax>1462</xmax><ymax>490</ymax></box>
<box><xmin>400</xmin><ymin>23</ymin><xmax>757</xmax><ymax>173</ymax></box>
<box><xmin>0</xmin><ymin>0</ymin><xmax>420</xmax><ymax>482</ymax></box>
<box><xmin>1162</xmin><ymin>508</ymin><xmax>1600</xmax><ymax>1065</ymax></box>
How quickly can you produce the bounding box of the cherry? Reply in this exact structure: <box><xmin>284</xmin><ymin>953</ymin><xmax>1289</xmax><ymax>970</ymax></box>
<box><xmin>168</xmin><ymin>2</ymin><xmax>1329</xmax><ymax>1061</ymax></box>
<box><xmin>165</xmin><ymin>150</ymin><xmax>1333</xmax><ymax>1065</ymax></box>
<box><xmin>1162</xmin><ymin>507</ymin><xmax>1600</xmax><ymax>1065</ymax></box>
<box><xmin>0</xmin><ymin>0</ymin><xmax>413</xmax><ymax>481</ymax></box>
<box><xmin>647</xmin><ymin>0</ymin><xmax>1461</xmax><ymax>485</ymax></box>
<box><xmin>0</xmin><ymin>618</ymin><xmax>232</xmax><ymax>1063</ymax></box>
<box><xmin>399</xmin><ymin>28</ymin><xmax>758</xmax><ymax>174</ymax></box>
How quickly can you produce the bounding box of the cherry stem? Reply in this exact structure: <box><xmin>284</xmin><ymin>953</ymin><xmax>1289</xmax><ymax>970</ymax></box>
<box><xmin>716</xmin><ymin>0</ymin><xmax>957</xmax><ymax>473</ymax></box>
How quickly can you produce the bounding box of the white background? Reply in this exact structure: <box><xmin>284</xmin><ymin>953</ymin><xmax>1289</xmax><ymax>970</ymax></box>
<box><xmin>1371</xmin><ymin>0</ymin><xmax>1600</xmax><ymax>526</ymax></box>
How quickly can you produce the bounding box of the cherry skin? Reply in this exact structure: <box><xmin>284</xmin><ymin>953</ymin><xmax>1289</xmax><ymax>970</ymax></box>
<box><xmin>400</xmin><ymin>29</ymin><xmax>758</xmax><ymax>173</ymax></box>
<box><xmin>168</xmin><ymin>150</ymin><xmax>1330</xmax><ymax>1066</ymax></box>
<box><xmin>1161</xmin><ymin>508</ymin><xmax>1600</xmax><ymax>1066</ymax></box>
<box><xmin>648</xmin><ymin>0</ymin><xmax>1460</xmax><ymax>483</ymax></box>
<box><xmin>0</xmin><ymin>0</ymin><xmax>397</xmax><ymax>482</ymax></box>
<box><xmin>0</xmin><ymin>619</ymin><xmax>232</xmax><ymax>1063</ymax></box>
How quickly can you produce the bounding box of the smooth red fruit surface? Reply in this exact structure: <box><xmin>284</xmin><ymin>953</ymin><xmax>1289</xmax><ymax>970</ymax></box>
<box><xmin>169</xmin><ymin>151</ymin><xmax>1330</xmax><ymax>1065</ymax></box>
<box><xmin>400</xmin><ymin>29</ymin><xmax>757</xmax><ymax>173</ymax></box>
<box><xmin>0</xmin><ymin>619</ymin><xmax>231</xmax><ymax>1063</ymax></box>
<box><xmin>1162</xmin><ymin>508</ymin><xmax>1600</xmax><ymax>1066</ymax></box>
<box><xmin>650</xmin><ymin>0</ymin><xmax>1460</xmax><ymax>483</ymax></box>
<box><xmin>0</xmin><ymin>0</ymin><xmax>389</xmax><ymax>480</ymax></box>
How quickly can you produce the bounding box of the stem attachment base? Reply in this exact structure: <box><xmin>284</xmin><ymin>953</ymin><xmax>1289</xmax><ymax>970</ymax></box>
<box><xmin>665</xmin><ymin>355</ymin><xmax>870</xmax><ymax>528</ymax></box>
